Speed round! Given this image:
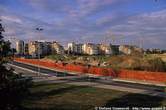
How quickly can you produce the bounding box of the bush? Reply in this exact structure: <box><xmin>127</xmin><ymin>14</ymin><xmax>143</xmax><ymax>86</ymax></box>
<box><xmin>0</xmin><ymin>65</ymin><xmax>32</xmax><ymax>110</ymax></box>
<box><xmin>147</xmin><ymin>58</ymin><xmax>166</xmax><ymax>72</ymax></box>
<box><xmin>46</xmin><ymin>54</ymin><xmax>66</xmax><ymax>61</ymax></box>
<box><xmin>0</xmin><ymin>21</ymin><xmax>32</xmax><ymax>110</ymax></box>
<box><xmin>108</xmin><ymin>55</ymin><xmax>166</xmax><ymax>72</ymax></box>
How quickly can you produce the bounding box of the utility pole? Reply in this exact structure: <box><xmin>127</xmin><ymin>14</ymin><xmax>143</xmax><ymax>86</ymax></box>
<box><xmin>36</xmin><ymin>27</ymin><xmax>44</xmax><ymax>76</ymax></box>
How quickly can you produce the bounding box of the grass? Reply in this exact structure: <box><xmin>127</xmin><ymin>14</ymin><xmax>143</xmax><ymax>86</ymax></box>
<box><xmin>21</xmin><ymin>82</ymin><xmax>166</xmax><ymax>110</ymax></box>
<box><xmin>146</xmin><ymin>54</ymin><xmax>166</xmax><ymax>62</ymax></box>
<box><xmin>45</xmin><ymin>55</ymin><xmax>66</xmax><ymax>61</ymax></box>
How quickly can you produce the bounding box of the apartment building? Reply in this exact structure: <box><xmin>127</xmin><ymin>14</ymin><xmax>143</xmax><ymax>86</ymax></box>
<box><xmin>28</xmin><ymin>41</ymin><xmax>65</xmax><ymax>57</ymax></box>
<box><xmin>119</xmin><ymin>45</ymin><xmax>143</xmax><ymax>55</ymax></box>
<box><xmin>67</xmin><ymin>42</ymin><xmax>75</xmax><ymax>54</ymax></box>
<box><xmin>82</xmin><ymin>43</ymin><xmax>99</xmax><ymax>55</ymax></box>
<box><xmin>110</xmin><ymin>45</ymin><xmax>120</xmax><ymax>55</ymax></box>
<box><xmin>42</xmin><ymin>41</ymin><xmax>52</xmax><ymax>55</ymax></box>
<box><xmin>119</xmin><ymin>45</ymin><xmax>131</xmax><ymax>55</ymax></box>
<box><xmin>16</xmin><ymin>40</ymin><xmax>144</xmax><ymax>57</ymax></box>
<box><xmin>29</xmin><ymin>41</ymin><xmax>52</xmax><ymax>56</ymax></box>
<box><xmin>28</xmin><ymin>41</ymin><xmax>40</xmax><ymax>57</ymax></box>
<box><xmin>16</xmin><ymin>40</ymin><xmax>24</xmax><ymax>55</ymax></box>
<box><xmin>67</xmin><ymin>42</ymin><xmax>83</xmax><ymax>54</ymax></box>
<box><xmin>24</xmin><ymin>43</ymin><xmax>29</xmax><ymax>55</ymax></box>
<box><xmin>98</xmin><ymin>44</ymin><xmax>112</xmax><ymax>55</ymax></box>
<box><xmin>51</xmin><ymin>41</ymin><xmax>65</xmax><ymax>54</ymax></box>
<box><xmin>75</xmin><ymin>44</ymin><xmax>83</xmax><ymax>54</ymax></box>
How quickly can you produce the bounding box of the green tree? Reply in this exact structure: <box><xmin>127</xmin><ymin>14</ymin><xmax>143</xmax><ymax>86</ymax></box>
<box><xmin>0</xmin><ymin>20</ymin><xmax>32</xmax><ymax>110</ymax></box>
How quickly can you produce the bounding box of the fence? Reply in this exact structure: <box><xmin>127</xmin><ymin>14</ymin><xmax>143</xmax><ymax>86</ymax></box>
<box><xmin>14</xmin><ymin>58</ymin><xmax>166</xmax><ymax>83</ymax></box>
<box><xmin>14</xmin><ymin>58</ymin><xmax>116</xmax><ymax>77</ymax></box>
<box><xmin>118</xmin><ymin>69</ymin><xmax>166</xmax><ymax>83</ymax></box>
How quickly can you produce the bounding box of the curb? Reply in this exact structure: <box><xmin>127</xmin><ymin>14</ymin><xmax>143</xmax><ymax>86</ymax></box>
<box><xmin>113</xmin><ymin>78</ymin><xmax>166</xmax><ymax>87</ymax></box>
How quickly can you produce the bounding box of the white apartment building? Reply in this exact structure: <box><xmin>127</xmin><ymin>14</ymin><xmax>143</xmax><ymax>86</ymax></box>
<box><xmin>16</xmin><ymin>40</ymin><xmax>24</xmax><ymax>55</ymax></box>
<box><xmin>119</xmin><ymin>45</ymin><xmax>143</xmax><ymax>55</ymax></box>
<box><xmin>28</xmin><ymin>41</ymin><xmax>41</xmax><ymax>57</ymax></box>
<box><xmin>82</xmin><ymin>43</ymin><xmax>99</xmax><ymax>55</ymax></box>
<box><xmin>51</xmin><ymin>41</ymin><xmax>64</xmax><ymax>54</ymax></box>
<box><xmin>119</xmin><ymin>45</ymin><xmax>132</xmax><ymax>55</ymax></box>
<box><xmin>68</xmin><ymin>42</ymin><xmax>75</xmax><ymax>53</ymax></box>
<box><xmin>105</xmin><ymin>48</ymin><xmax>112</xmax><ymax>55</ymax></box>
<box><xmin>68</xmin><ymin>42</ymin><xmax>83</xmax><ymax>54</ymax></box>
<box><xmin>89</xmin><ymin>46</ymin><xmax>99</xmax><ymax>55</ymax></box>
<box><xmin>98</xmin><ymin>44</ymin><xmax>112</xmax><ymax>55</ymax></box>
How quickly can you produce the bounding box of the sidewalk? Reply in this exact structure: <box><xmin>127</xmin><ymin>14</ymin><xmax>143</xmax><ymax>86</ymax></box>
<box><xmin>14</xmin><ymin>60</ymin><xmax>98</xmax><ymax>77</ymax></box>
<box><xmin>113</xmin><ymin>78</ymin><xmax>166</xmax><ymax>87</ymax></box>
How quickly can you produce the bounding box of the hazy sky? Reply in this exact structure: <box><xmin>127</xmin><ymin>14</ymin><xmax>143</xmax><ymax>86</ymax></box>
<box><xmin>0</xmin><ymin>0</ymin><xmax>166</xmax><ymax>49</ymax></box>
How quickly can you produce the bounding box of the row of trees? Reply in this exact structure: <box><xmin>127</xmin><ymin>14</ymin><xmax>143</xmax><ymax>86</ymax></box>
<box><xmin>0</xmin><ymin>20</ymin><xmax>32</xmax><ymax>110</ymax></box>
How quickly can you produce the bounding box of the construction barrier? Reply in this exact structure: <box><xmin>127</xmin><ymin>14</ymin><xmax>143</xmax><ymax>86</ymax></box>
<box><xmin>14</xmin><ymin>58</ymin><xmax>166</xmax><ymax>83</ymax></box>
<box><xmin>118</xmin><ymin>69</ymin><xmax>166</xmax><ymax>83</ymax></box>
<box><xmin>14</xmin><ymin>58</ymin><xmax>116</xmax><ymax>77</ymax></box>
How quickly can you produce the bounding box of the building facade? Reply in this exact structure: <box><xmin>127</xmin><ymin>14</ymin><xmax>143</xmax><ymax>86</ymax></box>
<box><xmin>98</xmin><ymin>44</ymin><xmax>112</xmax><ymax>55</ymax></box>
<box><xmin>82</xmin><ymin>43</ymin><xmax>99</xmax><ymax>55</ymax></box>
<box><xmin>119</xmin><ymin>45</ymin><xmax>143</xmax><ymax>55</ymax></box>
<box><xmin>67</xmin><ymin>42</ymin><xmax>83</xmax><ymax>54</ymax></box>
<box><xmin>24</xmin><ymin>43</ymin><xmax>29</xmax><ymax>55</ymax></box>
<box><xmin>16</xmin><ymin>40</ymin><xmax>24</xmax><ymax>55</ymax></box>
<box><xmin>110</xmin><ymin>45</ymin><xmax>120</xmax><ymax>55</ymax></box>
<box><xmin>51</xmin><ymin>41</ymin><xmax>65</xmax><ymax>54</ymax></box>
<box><xmin>28</xmin><ymin>41</ymin><xmax>40</xmax><ymax>57</ymax></box>
<box><xmin>16</xmin><ymin>39</ymin><xmax>144</xmax><ymax>57</ymax></box>
<box><xmin>28</xmin><ymin>41</ymin><xmax>53</xmax><ymax>57</ymax></box>
<box><xmin>119</xmin><ymin>45</ymin><xmax>132</xmax><ymax>55</ymax></box>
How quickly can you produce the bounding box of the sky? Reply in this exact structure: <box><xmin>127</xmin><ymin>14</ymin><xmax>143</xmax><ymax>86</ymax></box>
<box><xmin>0</xmin><ymin>0</ymin><xmax>166</xmax><ymax>49</ymax></box>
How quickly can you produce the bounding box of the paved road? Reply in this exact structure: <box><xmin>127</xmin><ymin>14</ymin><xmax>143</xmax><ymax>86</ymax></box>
<box><xmin>9</xmin><ymin>61</ymin><xmax>165</xmax><ymax>93</ymax></box>
<box><xmin>8</xmin><ymin>61</ymin><xmax>166</xmax><ymax>97</ymax></box>
<box><xmin>10</xmin><ymin>61</ymin><xmax>75</xmax><ymax>77</ymax></box>
<box><xmin>6</xmin><ymin>62</ymin><xmax>166</xmax><ymax>100</ymax></box>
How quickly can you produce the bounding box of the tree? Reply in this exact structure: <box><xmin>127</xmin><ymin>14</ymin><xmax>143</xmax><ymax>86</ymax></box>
<box><xmin>0</xmin><ymin>20</ymin><xmax>32</xmax><ymax>110</ymax></box>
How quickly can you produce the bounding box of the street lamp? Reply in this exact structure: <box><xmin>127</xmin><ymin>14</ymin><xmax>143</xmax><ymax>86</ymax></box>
<box><xmin>36</xmin><ymin>27</ymin><xmax>44</xmax><ymax>76</ymax></box>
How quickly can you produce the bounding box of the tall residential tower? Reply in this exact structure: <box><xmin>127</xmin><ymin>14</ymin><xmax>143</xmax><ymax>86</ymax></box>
<box><xmin>16</xmin><ymin>40</ymin><xmax>24</xmax><ymax>55</ymax></box>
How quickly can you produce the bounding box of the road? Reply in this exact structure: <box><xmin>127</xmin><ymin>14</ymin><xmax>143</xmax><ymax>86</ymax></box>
<box><xmin>10</xmin><ymin>61</ymin><xmax>76</xmax><ymax>77</ymax></box>
<box><xmin>8</xmin><ymin>61</ymin><xmax>166</xmax><ymax>97</ymax></box>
